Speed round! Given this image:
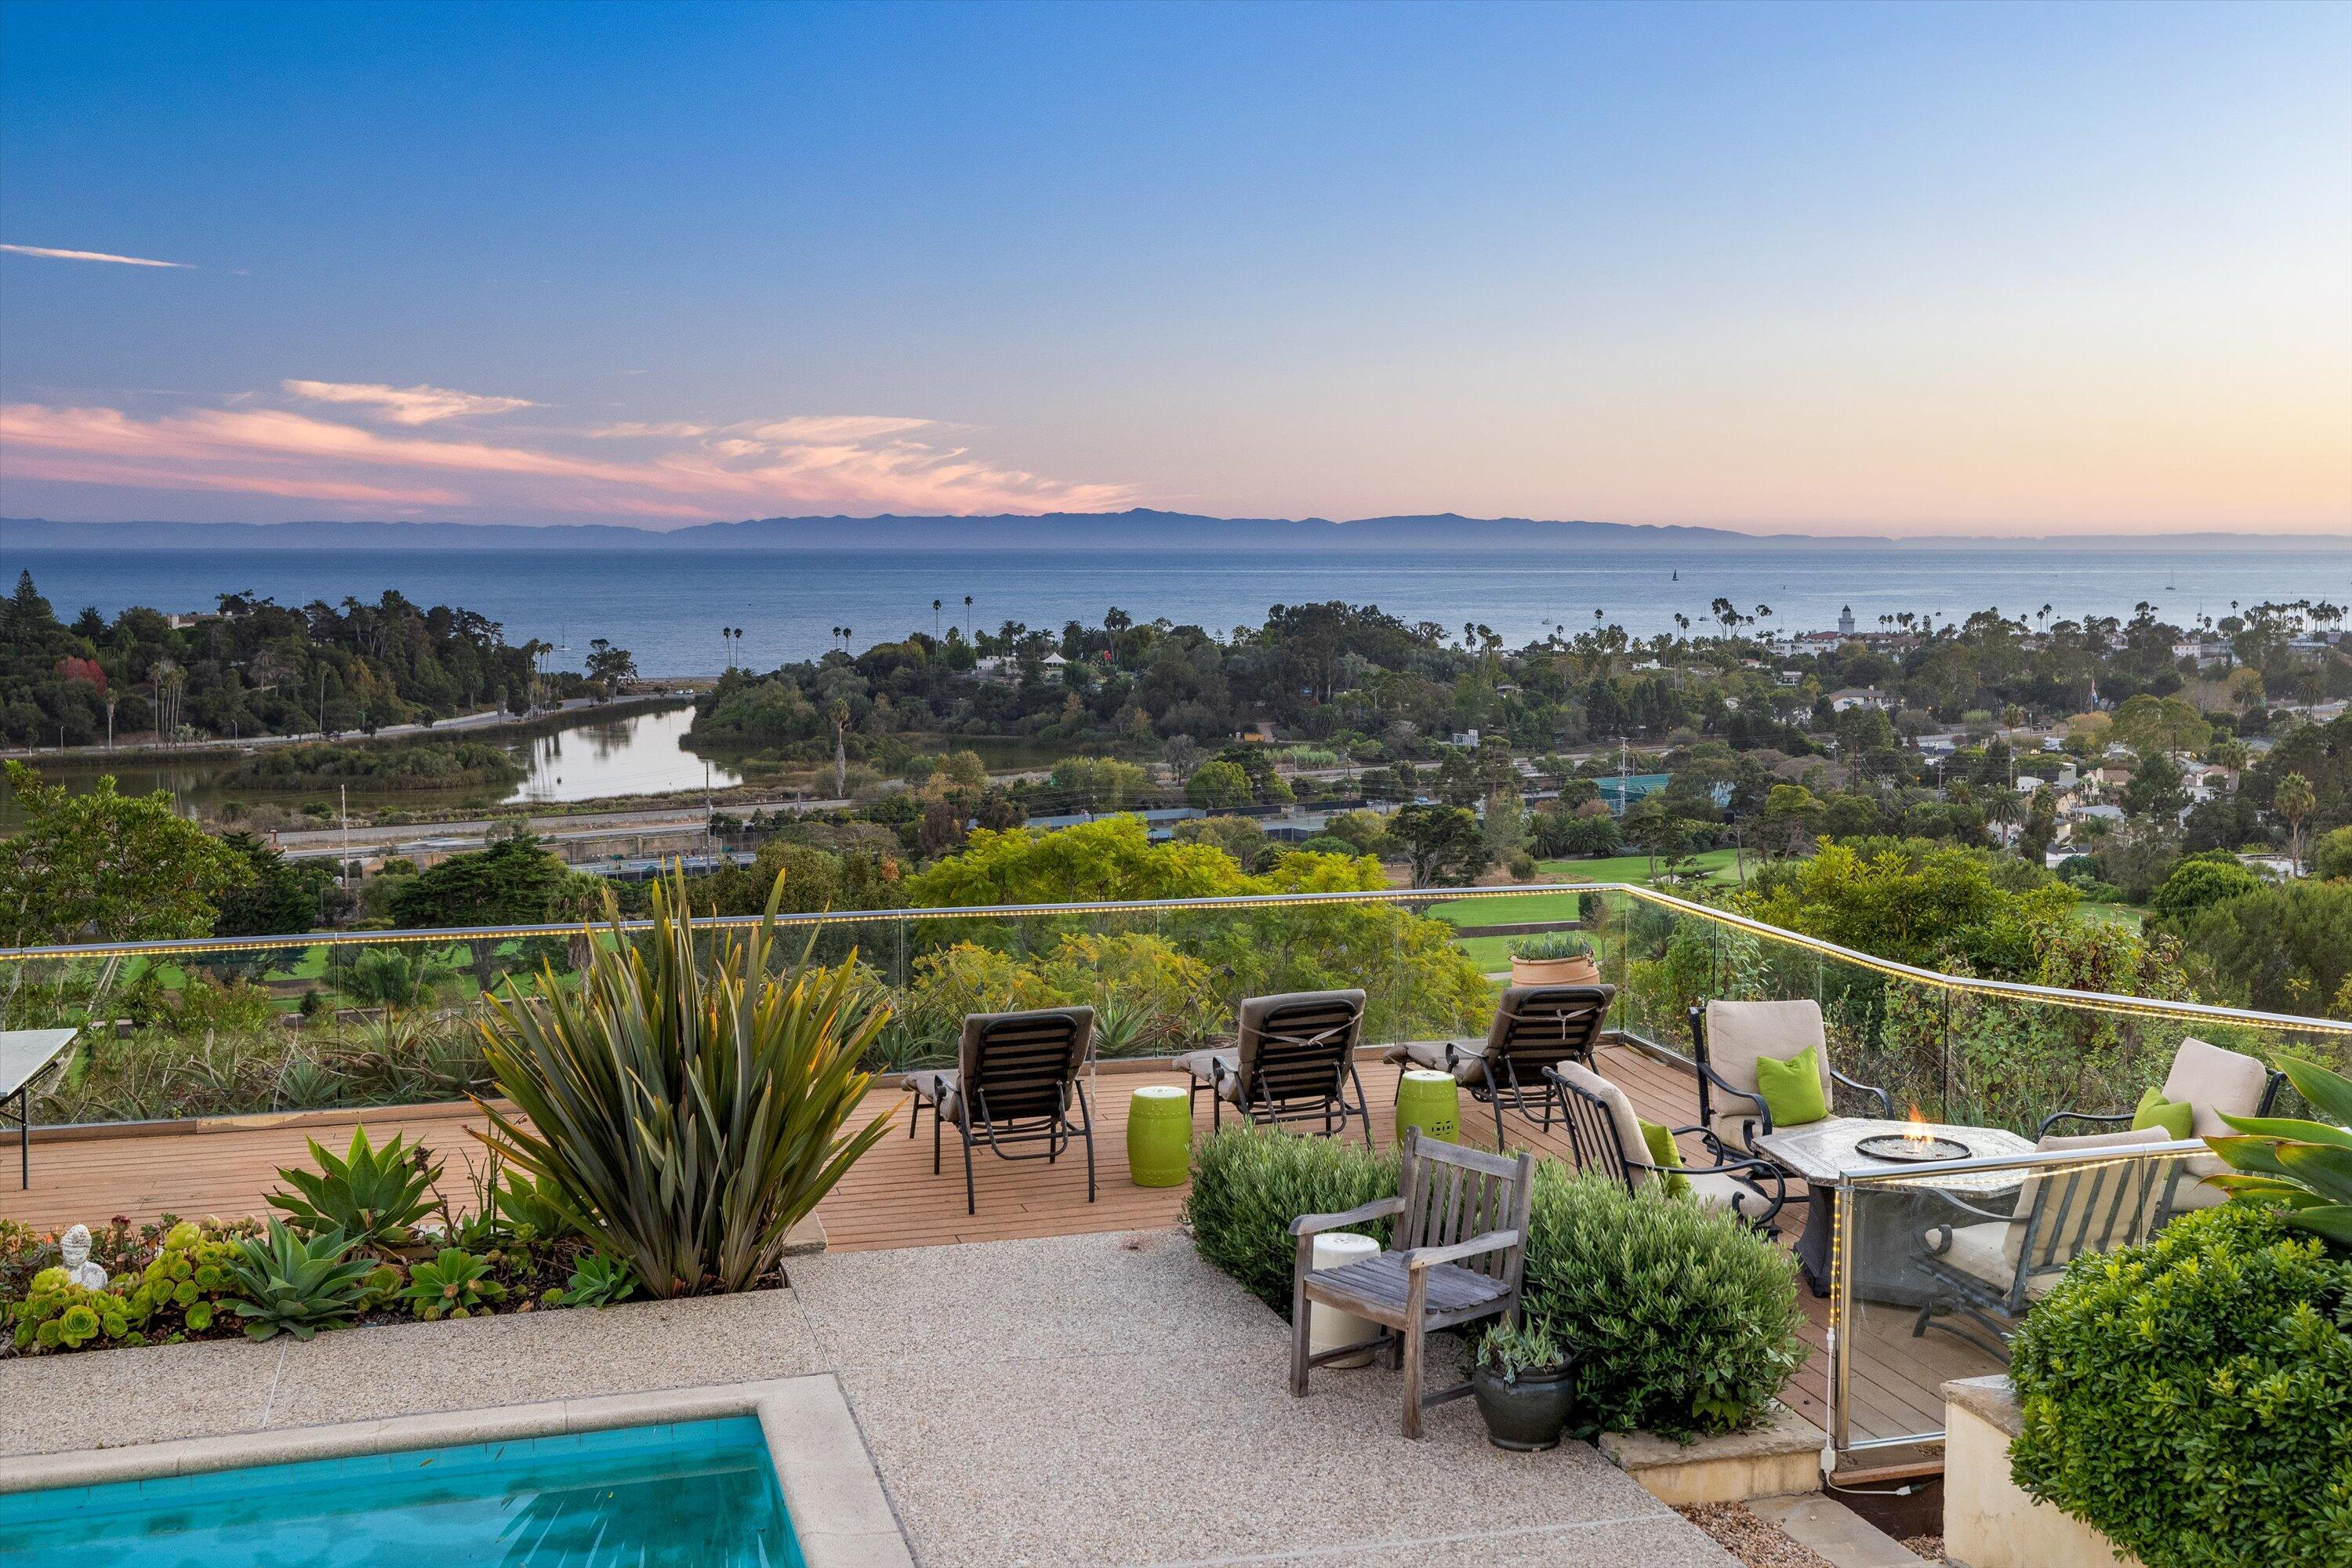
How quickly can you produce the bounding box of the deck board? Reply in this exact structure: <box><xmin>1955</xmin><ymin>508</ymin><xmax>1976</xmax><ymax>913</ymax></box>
<box><xmin>0</xmin><ymin>1044</ymin><xmax>1994</xmax><ymax>1451</ymax></box>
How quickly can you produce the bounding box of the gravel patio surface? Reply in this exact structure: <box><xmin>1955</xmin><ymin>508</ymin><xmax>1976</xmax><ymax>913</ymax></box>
<box><xmin>790</xmin><ymin>1228</ymin><xmax>1736</xmax><ymax>1568</ymax></box>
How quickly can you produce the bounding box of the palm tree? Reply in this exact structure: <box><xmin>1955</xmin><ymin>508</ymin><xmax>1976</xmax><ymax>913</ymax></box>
<box><xmin>2278</xmin><ymin>771</ymin><xmax>2316</xmax><ymax>874</ymax></box>
<box><xmin>932</xmin><ymin>598</ymin><xmax>942</xmax><ymax>639</ymax></box>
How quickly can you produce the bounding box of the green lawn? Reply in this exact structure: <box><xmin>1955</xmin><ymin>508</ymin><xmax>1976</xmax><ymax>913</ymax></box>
<box><xmin>2075</xmin><ymin>900</ymin><xmax>2147</xmax><ymax>933</ymax></box>
<box><xmin>1534</xmin><ymin>848</ymin><xmax>1746</xmax><ymax>887</ymax></box>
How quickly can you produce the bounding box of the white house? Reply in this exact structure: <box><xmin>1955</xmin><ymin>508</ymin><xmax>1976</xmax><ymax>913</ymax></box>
<box><xmin>1826</xmin><ymin>688</ymin><xmax>1894</xmax><ymax>713</ymax></box>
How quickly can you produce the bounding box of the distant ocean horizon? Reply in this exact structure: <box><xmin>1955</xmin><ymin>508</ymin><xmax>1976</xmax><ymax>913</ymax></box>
<box><xmin>13</xmin><ymin>540</ymin><xmax>2351</xmax><ymax>679</ymax></box>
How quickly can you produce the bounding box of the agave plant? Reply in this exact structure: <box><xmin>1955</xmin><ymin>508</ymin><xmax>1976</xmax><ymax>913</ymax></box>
<box><xmin>267</xmin><ymin>1126</ymin><xmax>444</xmax><ymax>1251</ymax></box>
<box><xmin>226</xmin><ymin>1221</ymin><xmax>377</xmax><ymax>1341</ymax></box>
<box><xmin>398</xmin><ymin>1247</ymin><xmax>506</xmax><ymax>1321</ymax></box>
<box><xmin>473</xmin><ymin>866</ymin><xmax>895</xmax><ymax>1297</ymax></box>
<box><xmin>2207</xmin><ymin>1053</ymin><xmax>2352</xmax><ymax>1250</ymax></box>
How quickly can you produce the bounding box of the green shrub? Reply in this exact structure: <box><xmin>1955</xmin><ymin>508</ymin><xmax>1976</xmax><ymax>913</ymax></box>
<box><xmin>1475</xmin><ymin>1318</ymin><xmax>1570</xmax><ymax>1379</ymax></box>
<box><xmin>1519</xmin><ymin>1167</ymin><xmax>1803</xmax><ymax>1439</ymax></box>
<box><xmin>1183</xmin><ymin>1127</ymin><xmax>1396</xmax><ymax>1316</ymax></box>
<box><xmin>2009</xmin><ymin>1204</ymin><xmax>2352</xmax><ymax>1568</ymax></box>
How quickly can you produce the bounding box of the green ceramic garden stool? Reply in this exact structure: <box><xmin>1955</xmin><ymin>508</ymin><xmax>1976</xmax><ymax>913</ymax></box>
<box><xmin>1127</xmin><ymin>1084</ymin><xmax>1191</xmax><ymax>1187</ymax></box>
<box><xmin>1395</xmin><ymin>1068</ymin><xmax>1461</xmax><ymax>1145</ymax></box>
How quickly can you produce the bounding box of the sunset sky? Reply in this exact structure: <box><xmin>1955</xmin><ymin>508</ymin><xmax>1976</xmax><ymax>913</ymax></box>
<box><xmin>2</xmin><ymin>1</ymin><xmax>2347</xmax><ymax>536</ymax></box>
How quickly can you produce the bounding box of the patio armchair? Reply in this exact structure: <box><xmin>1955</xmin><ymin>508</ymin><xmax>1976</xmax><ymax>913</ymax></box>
<box><xmin>1914</xmin><ymin>1123</ymin><xmax>2186</xmax><ymax>1352</ymax></box>
<box><xmin>1385</xmin><ymin>984</ymin><xmax>1615</xmax><ymax>1145</ymax></box>
<box><xmin>1174</xmin><ymin>989</ymin><xmax>1371</xmax><ymax>1147</ymax></box>
<box><xmin>2037</xmin><ymin>1035</ymin><xmax>2285</xmax><ymax>1211</ymax></box>
<box><xmin>1287</xmin><ymin>1128</ymin><xmax>1536</xmax><ymax>1439</ymax></box>
<box><xmin>904</xmin><ymin>1006</ymin><xmax>1097</xmax><ymax>1215</ymax></box>
<box><xmin>1544</xmin><ymin>1062</ymin><xmax>1788</xmax><ymax>1229</ymax></box>
<box><xmin>1688</xmin><ymin>999</ymin><xmax>1892</xmax><ymax>1155</ymax></box>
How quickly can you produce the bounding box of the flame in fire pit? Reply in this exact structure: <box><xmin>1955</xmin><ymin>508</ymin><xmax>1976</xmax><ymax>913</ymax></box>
<box><xmin>1903</xmin><ymin>1105</ymin><xmax>1933</xmax><ymax>1149</ymax></box>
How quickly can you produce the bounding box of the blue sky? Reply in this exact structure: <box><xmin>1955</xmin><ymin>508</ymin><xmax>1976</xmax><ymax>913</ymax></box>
<box><xmin>2</xmin><ymin>0</ymin><xmax>2346</xmax><ymax>534</ymax></box>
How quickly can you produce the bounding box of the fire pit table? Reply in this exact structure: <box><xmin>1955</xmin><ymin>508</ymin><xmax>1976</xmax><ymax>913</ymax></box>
<box><xmin>1755</xmin><ymin>1116</ymin><xmax>2034</xmax><ymax>1303</ymax></box>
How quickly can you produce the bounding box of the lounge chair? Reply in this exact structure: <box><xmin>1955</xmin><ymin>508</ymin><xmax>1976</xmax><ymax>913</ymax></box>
<box><xmin>1288</xmin><ymin>1129</ymin><xmax>1536</xmax><ymax>1439</ymax></box>
<box><xmin>1914</xmin><ymin>1124</ymin><xmax>2186</xmax><ymax>1352</ymax></box>
<box><xmin>1688</xmin><ymin>999</ymin><xmax>1891</xmax><ymax>1154</ymax></box>
<box><xmin>2038</xmin><ymin>1036</ymin><xmax>2285</xmax><ymax>1210</ymax></box>
<box><xmin>904</xmin><ymin>1007</ymin><xmax>1097</xmax><ymax>1214</ymax></box>
<box><xmin>1545</xmin><ymin>1062</ymin><xmax>1788</xmax><ymax>1229</ymax></box>
<box><xmin>1174</xmin><ymin>989</ymin><xmax>1371</xmax><ymax>1147</ymax></box>
<box><xmin>1386</xmin><ymin>985</ymin><xmax>1614</xmax><ymax>1145</ymax></box>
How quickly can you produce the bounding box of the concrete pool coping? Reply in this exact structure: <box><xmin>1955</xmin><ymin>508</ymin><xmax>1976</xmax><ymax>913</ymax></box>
<box><xmin>0</xmin><ymin>1374</ymin><xmax>913</xmax><ymax>1568</ymax></box>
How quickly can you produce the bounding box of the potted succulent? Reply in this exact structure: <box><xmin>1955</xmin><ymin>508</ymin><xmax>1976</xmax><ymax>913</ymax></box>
<box><xmin>1472</xmin><ymin>1319</ymin><xmax>1577</xmax><ymax>1450</ymax></box>
<box><xmin>1507</xmin><ymin>931</ymin><xmax>1599</xmax><ymax>987</ymax></box>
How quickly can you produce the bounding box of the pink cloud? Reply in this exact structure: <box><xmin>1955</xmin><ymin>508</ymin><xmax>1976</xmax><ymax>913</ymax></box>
<box><xmin>0</xmin><ymin>397</ymin><xmax>1139</xmax><ymax>518</ymax></box>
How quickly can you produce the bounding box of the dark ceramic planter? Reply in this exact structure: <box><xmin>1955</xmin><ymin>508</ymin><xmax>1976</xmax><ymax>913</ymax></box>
<box><xmin>1472</xmin><ymin>1363</ymin><xmax>1577</xmax><ymax>1451</ymax></box>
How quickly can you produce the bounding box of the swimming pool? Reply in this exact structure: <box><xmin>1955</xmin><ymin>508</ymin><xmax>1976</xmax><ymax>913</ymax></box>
<box><xmin>0</xmin><ymin>1415</ymin><xmax>804</xmax><ymax>1566</ymax></box>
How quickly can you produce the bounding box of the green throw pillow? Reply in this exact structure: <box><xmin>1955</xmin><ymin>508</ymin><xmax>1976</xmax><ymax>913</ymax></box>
<box><xmin>2132</xmin><ymin>1086</ymin><xmax>2194</xmax><ymax>1139</ymax></box>
<box><xmin>1636</xmin><ymin>1118</ymin><xmax>1691</xmax><ymax>1200</ymax></box>
<box><xmin>1753</xmin><ymin>1045</ymin><xmax>1830</xmax><ymax>1127</ymax></box>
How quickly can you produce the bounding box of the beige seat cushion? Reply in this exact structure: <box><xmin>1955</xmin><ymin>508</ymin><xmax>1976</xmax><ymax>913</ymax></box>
<box><xmin>1703</xmin><ymin>999</ymin><xmax>1831</xmax><ymax>1106</ymax></box>
<box><xmin>2171</xmin><ymin>1177</ymin><xmax>2230</xmax><ymax>1211</ymax></box>
<box><xmin>2161</xmin><ymin>1036</ymin><xmax>2273</xmax><ymax>1138</ymax></box>
<box><xmin>1933</xmin><ymin>1221</ymin><xmax>2063</xmax><ymax>1298</ymax></box>
<box><xmin>905</xmin><ymin>1068</ymin><xmax>961</xmax><ymax>1125</ymax></box>
<box><xmin>1683</xmin><ymin>1171</ymin><xmax>1773</xmax><ymax>1218</ymax></box>
<box><xmin>1554</xmin><ymin>1062</ymin><xmax>1658</xmax><ymax>1192</ymax></box>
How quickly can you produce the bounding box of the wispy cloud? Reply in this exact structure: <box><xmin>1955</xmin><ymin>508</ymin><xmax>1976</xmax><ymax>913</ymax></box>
<box><xmin>747</xmin><ymin>415</ymin><xmax>933</xmax><ymax>442</ymax></box>
<box><xmin>0</xmin><ymin>394</ymin><xmax>1139</xmax><ymax>520</ymax></box>
<box><xmin>1</xmin><ymin>243</ymin><xmax>191</xmax><ymax>269</ymax></box>
<box><xmin>282</xmin><ymin>379</ymin><xmax>535</xmax><ymax>426</ymax></box>
<box><xmin>587</xmin><ymin>420</ymin><xmax>711</xmax><ymax>439</ymax></box>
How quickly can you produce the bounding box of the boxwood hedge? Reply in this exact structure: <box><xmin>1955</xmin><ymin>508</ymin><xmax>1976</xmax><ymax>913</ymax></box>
<box><xmin>2008</xmin><ymin>1203</ymin><xmax>2352</xmax><ymax>1568</ymax></box>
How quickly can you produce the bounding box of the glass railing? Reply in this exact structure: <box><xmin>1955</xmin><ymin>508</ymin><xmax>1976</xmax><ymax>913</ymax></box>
<box><xmin>1829</xmin><ymin>1137</ymin><xmax>2205</xmax><ymax>1454</ymax></box>
<box><xmin>3</xmin><ymin>883</ymin><xmax>2347</xmax><ymax>1133</ymax></box>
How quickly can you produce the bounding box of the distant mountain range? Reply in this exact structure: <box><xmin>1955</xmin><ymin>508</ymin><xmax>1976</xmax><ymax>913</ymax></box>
<box><xmin>3</xmin><ymin>512</ymin><xmax>2341</xmax><ymax>552</ymax></box>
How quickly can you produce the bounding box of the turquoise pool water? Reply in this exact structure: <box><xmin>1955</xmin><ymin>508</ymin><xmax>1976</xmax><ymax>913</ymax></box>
<box><xmin>0</xmin><ymin>1415</ymin><xmax>804</xmax><ymax>1566</ymax></box>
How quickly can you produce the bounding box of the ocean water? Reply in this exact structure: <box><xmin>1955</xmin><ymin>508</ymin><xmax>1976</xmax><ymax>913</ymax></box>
<box><xmin>13</xmin><ymin>542</ymin><xmax>2350</xmax><ymax>677</ymax></box>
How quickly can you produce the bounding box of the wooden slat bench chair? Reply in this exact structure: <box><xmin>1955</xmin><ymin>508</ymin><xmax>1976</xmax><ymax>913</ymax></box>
<box><xmin>1385</xmin><ymin>984</ymin><xmax>1613</xmax><ymax>1146</ymax></box>
<box><xmin>1287</xmin><ymin>1128</ymin><xmax>1536</xmax><ymax>1439</ymax></box>
<box><xmin>904</xmin><ymin>1006</ymin><xmax>1097</xmax><ymax>1215</ymax></box>
<box><xmin>1174</xmin><ymin>989</ymin><xmax>1372</xmax><ymax>1147</ymax></box>
<box><xmin>1545</xmin><ymin>1061</ymin><xmax>1788</xmax><ymax>1229</ymax></box>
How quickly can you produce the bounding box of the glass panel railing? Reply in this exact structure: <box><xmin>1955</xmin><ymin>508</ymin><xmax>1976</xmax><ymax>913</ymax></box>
<box><xmin>1831</xmin><ymin>1138</ymin><xmax>2203</xmax><ymax>1453</ymax></box>
<box><xmin>4</xmin><ymin>883</ymin><xmax>2346</xmax><ymax>1151</ymax></box>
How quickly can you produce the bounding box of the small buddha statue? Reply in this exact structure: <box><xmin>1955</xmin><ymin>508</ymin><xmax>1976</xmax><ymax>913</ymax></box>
<box><xmin>58</xmin><ymin>1224</ymin><xmax>110</xmax><ymax>1292</ymax></box>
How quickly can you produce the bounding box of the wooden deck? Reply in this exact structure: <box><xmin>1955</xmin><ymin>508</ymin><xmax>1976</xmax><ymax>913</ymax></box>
<box><xmin>2</xmin><ymin>1044</ymin><xmax>1995</xmax><ymax>1454</ymax></box>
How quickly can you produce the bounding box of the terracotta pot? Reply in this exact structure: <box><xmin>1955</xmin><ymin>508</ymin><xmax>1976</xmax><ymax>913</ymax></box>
<box><xmin>1472</xmin><ymin>1363</ymin><xmax>1577</xmax><ymax>1450</ymax></box>
<box><xmin>1509</xmin><ymin>954</ymin><xmax>1600</xmax><ymax>987</ymax></box>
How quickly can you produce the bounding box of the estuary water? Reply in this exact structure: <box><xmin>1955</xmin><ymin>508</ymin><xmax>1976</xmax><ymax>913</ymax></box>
<box><xmin>13</xmin><ymin>539</ymin><xmax>2351</xmax><ymax>678</ymax></box>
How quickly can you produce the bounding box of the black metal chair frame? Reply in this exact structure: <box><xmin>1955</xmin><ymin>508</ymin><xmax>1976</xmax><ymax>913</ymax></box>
<box><xmin>1440</xmin><ymin>985</ymin><xmax>1613</xmax><ymax>1149</ymax></box>
<box><xmin>1686</xmin><ymin>1003</ymin><xmax>1892</xmax><ymax>1157</ymax></box>
<box><xmin>2035</xmin><ymin>1068</ymin><xmax>2287</xmax><ymax>1138</ymax></box>
<box><xmin>1911</xmin><ymin>1152</ymin><xmax>2185</xmax><ymax>1356</ymax></box>
<box><xmin>1196</xmin><ymin>997</ymin><xmax>1374</xmax><ymax>1149</ymax></box>
<box><xmin>1543</xmin><ymin>1064</ymin><xmax>1788</xmax><ymax>1230</ymax></box>
<box><xmin>906</xmin><ymin>1012</ymin><xmax>1097</xmax><ymax>1215</ymax></box>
